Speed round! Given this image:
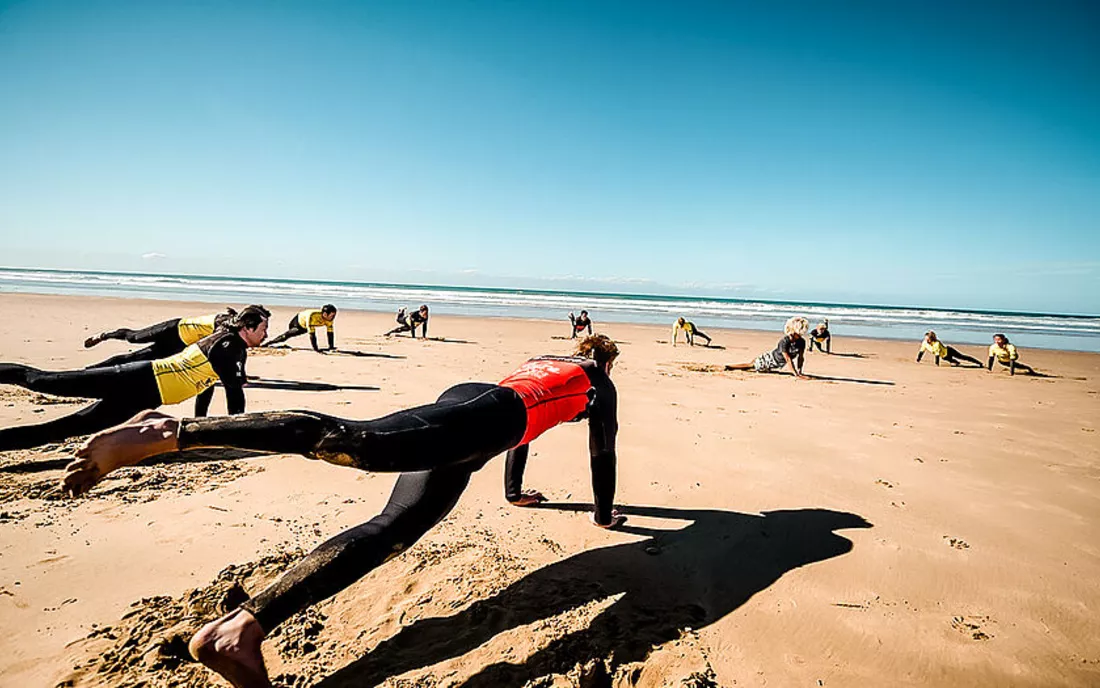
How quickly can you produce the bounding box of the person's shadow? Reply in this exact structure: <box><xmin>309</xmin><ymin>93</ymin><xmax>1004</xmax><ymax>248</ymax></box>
<box><xmin>314</xmin><ymin>504</ymin><xmax>871</xmax><ymax>687</ymax></box>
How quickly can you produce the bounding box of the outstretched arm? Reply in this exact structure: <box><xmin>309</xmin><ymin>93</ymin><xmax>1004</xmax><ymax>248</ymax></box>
<box><xmin>587</xmin><ymin>378</ymin><xmax>621</xmax><ymax>527</ymax></box>
<box><xmin>309</xmin><ymin>329</ymin><xmax>321</xmax><ymax>352</ymax></box>
<box><xmin>327</xmin><ymin>329</ymin><xmax>335</xmax><ymax>350</ymax></box>
<box><xmin>916</xmin><ymin>350</ymin><xmax>924</xmax><ymax>363</ymax></box>
<box><xmin>504</xmin><ymin>444</ymin><xmax>545</xmax><ymax>505</ymax></box>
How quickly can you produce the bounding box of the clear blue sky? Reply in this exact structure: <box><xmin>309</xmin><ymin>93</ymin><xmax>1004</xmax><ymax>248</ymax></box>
<box><xmin>1</xmin><ymin>1</ymin><xmax>1098</xmax><ymax>314</ymax></box>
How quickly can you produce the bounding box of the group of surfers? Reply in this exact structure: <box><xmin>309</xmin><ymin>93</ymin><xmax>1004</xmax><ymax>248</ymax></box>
<box><xmin>0</xmin><ymin>302</ymin><xmax>1042</xmax><ymax>687</ymax></box>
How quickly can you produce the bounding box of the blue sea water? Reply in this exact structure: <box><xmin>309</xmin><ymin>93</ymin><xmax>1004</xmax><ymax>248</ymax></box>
<box><xmin>1</xmin><ymin>267</ymin><xmax>1098</xmax><ymax>353</ymax></box>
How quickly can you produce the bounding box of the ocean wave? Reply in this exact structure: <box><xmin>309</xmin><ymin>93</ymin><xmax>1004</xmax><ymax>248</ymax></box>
<box><xmin>2</xmin><ymin>268</ymin><xmax>1098</xmax><ymax>349</ymax></box>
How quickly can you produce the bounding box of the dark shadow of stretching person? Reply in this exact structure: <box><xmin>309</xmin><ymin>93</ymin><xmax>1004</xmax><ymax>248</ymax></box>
<box><xmin>84</xmin><ymin>308</ymin><xmax>239</xmax><ymax>368</ymax></box>
<box><xmin>60</xmin><ymin>335</ymin><xmax>624</xmax><ymax>688</ymax></box>
<box><xmin>0</xmin><ymin>306</ymin><xmax>270</xmax><ymax>452</ymax></box>
<box><xmin>314</xmin><ymin>504</ymin><xmax>871</xmax><ymax>687</ymax></box>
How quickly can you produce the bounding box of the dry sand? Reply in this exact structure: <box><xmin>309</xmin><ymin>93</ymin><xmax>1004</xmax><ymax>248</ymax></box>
<box><xmin>0</xmin><ymin>292</ymin><xmax>1098</xmax><ymax>687</ymax></box>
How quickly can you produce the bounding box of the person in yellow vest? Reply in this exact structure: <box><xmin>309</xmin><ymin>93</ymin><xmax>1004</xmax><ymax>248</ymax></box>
<box><xmin>987</xmin><ymin>333</ymin><xmax>1037</xmax><ymax>376</ymax></box>
<box><xmin>385</xmin><ymin>304</ymin><xmax>430</xmax><ymax>338</ymax></box>
<box><xmin>671</xmin><ymin>317</ymin><xmax>713</xmax><ymax>346</ymax></box>
<box><xmin>265</xmin><ymin>305</ymin><xmax>337</xmax><ymax>352</ymax></box>
<box><xmin>0</xmin><ymin>306</ymin><xmax>269</xmax><ymax>451</ymax></box>
<box><xmin>915</xmin><ymin>331</ymin><xmax>984</xmax><ymax>367</ymax></box>
<box><xmin>84</xmin><ymin>307</ymin><xmax>239</xmax><ymax>367</ymax></box>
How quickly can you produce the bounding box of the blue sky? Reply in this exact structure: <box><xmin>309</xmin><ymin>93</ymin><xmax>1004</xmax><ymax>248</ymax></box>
<box><xmin>1</xmin><ymin>1</ymin><xmax>1097</xmax><ymax>314</ymax></box>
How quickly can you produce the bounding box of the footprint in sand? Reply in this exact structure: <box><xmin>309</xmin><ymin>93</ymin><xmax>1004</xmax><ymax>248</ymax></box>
<box><xmin>875</xmin><ymin>479</ymin><xmax>895</xmax><ymax>489</ymax></box>
<box><xmin>951</xmin><ymin>615</ymin><xmax>994</xmax><ymax>640</ymax></box>
<box><xmin>943</xmin><ymin>536</ymin><xmax>970</xmax><ymax>550</ymax></box>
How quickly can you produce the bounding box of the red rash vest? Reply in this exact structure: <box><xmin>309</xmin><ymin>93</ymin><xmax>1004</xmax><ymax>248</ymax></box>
<box><xmin>498</xmin><ymin>358</ymin><xmax>593</xmax><ymax>446</ymax></box>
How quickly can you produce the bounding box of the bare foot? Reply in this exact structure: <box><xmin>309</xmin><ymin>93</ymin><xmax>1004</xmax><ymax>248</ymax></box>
<box><xmin>190</xmin><ymin>608</ymin><xmax>271</xmax><ymax>688</ymax></box>
<box><xmin>62</xmin><ymin>410</ymin><xmax>180</xmax><ymax>497</ymax></box>
<box><xmin>83</xmin><ymin>333</ymin><xmax>104</xmax><ymax>348</ymax></box>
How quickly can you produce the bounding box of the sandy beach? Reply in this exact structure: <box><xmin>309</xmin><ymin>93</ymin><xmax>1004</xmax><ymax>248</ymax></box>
<box><xmin>1</xmin><ymin>291</ymin><xmax>1098</xmax><ymax>687</ymax></box>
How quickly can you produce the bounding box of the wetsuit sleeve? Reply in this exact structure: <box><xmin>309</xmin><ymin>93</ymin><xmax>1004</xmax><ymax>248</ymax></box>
<box><xmin>209</xmin><ymin>337</ymin><xmax>247</xmax><ymax>414</ymax></box>
<box><xmin>504</xmin><ymin>444</ymin><xmax>530</xmax><ymax>502</ymax></box>
<box><xmin>421</xmin><ymin>317</ymin><xmax>428</xmax><ymax>339</ymax></box>
<box><xmin>309</xmin><ymin>330</ymin><xmax>320</xmax><ymax>351</ymax></box>
<box><xmin>916</xmin><ymin>349</ymin><xmax>925</xmax><ymax>362</ymax></box>
<box><xmin>587</xmin><ymin>376</ymin><xmax>618</xmax><ymax>525</ymax></box>
<box><xmin>327</xmin><ymin>329</ymin><xmax>335</xmax><ymax>349</ymax></box>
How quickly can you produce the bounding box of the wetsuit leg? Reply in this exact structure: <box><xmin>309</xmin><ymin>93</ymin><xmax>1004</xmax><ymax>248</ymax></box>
<box><xmin>0</xmin><ymin>363</ymin><xmax>162</xmax><ymax>450</ymax></box>
<box><xmin>86</xmin><ymin>342</ymin><xmax>184</xmax><ymax>369</ymax></box>
<box><xmin>0</xmin><ymin>398</ymin><xmax>157</xmax><ymax>451</ymax></box>
<box><xmin>178</xmin><ymin>383</ymin><xmax>527</xmax><ymax>473</ymax></box>
<box><xmin>265</xmin><ymin>315</ymin><xmax>307</xmax><ymax>346</ymax></box>
<box><xmin>97</xmin><ymin>319</ymin><xmax>181</xmax><ymax>345</ymax></box>
<box><xmin>945</xmin><ymin>347</ymin><xmax>983</xmax><ymax>367</ymax></box>
<box><xmin>241</xmin><ymin>465</ymin><xmax>474</xmax><ymax>632</ymax></box>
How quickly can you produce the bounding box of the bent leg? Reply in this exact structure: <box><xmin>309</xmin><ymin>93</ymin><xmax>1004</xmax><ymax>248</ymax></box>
<box><xmin>0</xmin><ymin>399</ymin><xmax>153</xmax><ymax>451</ymax></box>
<box><xmin>244</xmin><ymin>466</ymin><xmax>472</xmax><ymax>631</ymax></box>
<box><xmin>0</xmin><ymin>363</ymin><xmax>122</xmax><ymax>399</ymax></box>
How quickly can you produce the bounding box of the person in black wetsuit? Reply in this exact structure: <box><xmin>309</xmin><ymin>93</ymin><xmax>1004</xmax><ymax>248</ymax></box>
<box><xmin>569</xmin><ymin>310</ymin><xmax>592</xmax><ymax>338</ymax></box>
<box><xmin>84</xmin><ymin>308</ymin><xmax>239</xmax><ymax>367</ymax></box>
<box><xmin>60</xmin><ymin>334</ymin><xmax>623</xmax><ymax>688</ymax></box>
<box><xmin>808</xmin><ymin>319</ymin><xmax>831</xmax><ymax>354</ymax></box>
<box><xmin>724</xmin><ymin>316</ymin><xmax>809</xmax><ymax>379</ymax></box>
<box><xmin>385</xmin><ymin>304</ymin><xmax>430</xmax><ymax>338</ymax></box>
<box><xmin>264</xmin><ymin>305</ymin><xmax>337</xmax><ymax>352</ymax></box>
<box><xmin>0</xmin><ymin>306</ymin><xmax>270</xmax><ymax>451</ymax></box>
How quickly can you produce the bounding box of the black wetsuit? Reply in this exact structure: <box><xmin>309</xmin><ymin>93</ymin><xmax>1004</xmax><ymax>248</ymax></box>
<box><xmin>0</xmin><ymin>332</ymin><xmax>247</xmax><ymax>451</ymax></box>
<box><xmin>266</xmin><ymin>312</ymin><xmax>334</xmax><ymax>351</ymax></box>
<box><xmin>88</xmin><ymin>318</ymin><xmax>183</xmax><ymax>367</ymax></box>
<box><xmin>88</xmin><ymin>314</ymin><xmax>235</xmax><ymax>369</ymax></box>
<box><xmin>570</xmin><ymin>314</ymin><xmax>592</xmax><ymax>338</ymax></box>
<box><xmin>809</xmin><ymin>327</ymin><xmax>830</xmax><ymax>353</ymax></box>
<box><xmin>386</xmin><ymin>309</ymin><xmax>429</xmax><ymax>338</ymax></box>
<box><xmin>173</xmin><ymin>358</ymin><xmax>617</xmax><ymax>633</ymax></box>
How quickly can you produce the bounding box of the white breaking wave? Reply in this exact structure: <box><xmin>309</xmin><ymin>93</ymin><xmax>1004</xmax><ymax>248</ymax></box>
<box><xmin>1</xmin><ymin>268</ymin><xmax>1098</xmax><ymax>350</ymax></box>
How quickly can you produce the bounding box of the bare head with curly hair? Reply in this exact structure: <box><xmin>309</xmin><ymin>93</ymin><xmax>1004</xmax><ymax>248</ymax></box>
<box><xmin>575</xmin><ymin>334</ymin><xmax>619</xmax><ymax>371</ymax></box>
<box><xmin>784</xmin><ymin>316</ymin><xmax>810</xmax><ymax>338</ymax></box>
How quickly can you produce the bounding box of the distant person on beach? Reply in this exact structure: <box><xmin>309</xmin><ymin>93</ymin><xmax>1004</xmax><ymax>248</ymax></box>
<box><xmin>987</xmin><ymin>334</ymin><xmax>1038</xmax><ymax>376</ymax></box>
<box><xmin>60</xmin><ymin>334</ymin><xmax>624</xmax><ymax>688</ymax></box>
<box><xmin>265</xmin><ymin>305</ymin><xmax>337</xmax><ymax>352</ymax></box>
<box><xmin>724</xmin><ymin>316</ymin><xmax>809</xmax><ymax>379</ymax></box>
<box><xmin>83</xmin><ymin>308</ymin><xmax>238</xmax><ymax>367</ymax></box>
<box><xmin>0</xmin><ymin>306</ymin><xmax>269</xmax><ymax>451</ymax></box>
<box><xmin>915</xmin><ymin>331</ymin><xmax>983</xmax><ymax>367</ymax></box>
<box><xmin>808</xmin><ymin>319</ymin><xmax>831</xmax><ymax>354</ymax></box>
<box><xmin>385</xmin><ymin>304</ymin><xmax>430</xmax><ymax>338</ymax></box>
<box><xmin>569</xmin><ymin>310</ymin><xmax>592</xmax><ymax>338</ymax></box>
<box><xmin>672</xmin><ymin>317</ymin><xmax>712</xmax><ymax>346</ymax></box>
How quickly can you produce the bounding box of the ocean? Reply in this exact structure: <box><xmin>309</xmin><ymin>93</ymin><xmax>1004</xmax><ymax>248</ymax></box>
<box><xmin>1</xmin><ymin>267</ymin><xmax>1098</xmax><ymax>353</ymax></box>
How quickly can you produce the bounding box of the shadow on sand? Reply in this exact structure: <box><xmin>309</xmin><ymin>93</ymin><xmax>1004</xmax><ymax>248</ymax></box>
<box><xmin>0</xmin><ymin>447</ymin><xmax>272</xmax><ymax>474</ymax></box>
<box><xmin>238</xmin><ymin>378</ymin><xmax>380</xmax><ymax>392</ymax></box>
<box><xmin>806</xmin><ymin>374</ymin><xmax>895</xmax><ymax>386</ymax></box>
<box><xmin>315</xmin><ymin>504</ymin><xmax>871</xmax><ymax>687</ymax></box>
<box><xmin>265</xmin><ymin>346</ymin><xmax>405</xmax><ymax>359</ymax></box>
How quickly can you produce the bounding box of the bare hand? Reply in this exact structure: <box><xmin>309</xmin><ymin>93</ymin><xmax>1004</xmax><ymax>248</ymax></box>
<box><xmin>591</xmin><ymin>509</ymin><xmax>627</xmax><ymax>529</ymax></box>
<box><xmin>61</xmin><ymin>457</ymin><xmax>102</xmax><ymax>498</ymax></box>
<box><xmin>509</xmin><ymin>489</ymin><xmax>547</xmax><ymax>507</ymax></box>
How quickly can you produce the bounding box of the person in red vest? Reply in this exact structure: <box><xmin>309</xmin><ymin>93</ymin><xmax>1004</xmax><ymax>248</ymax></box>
<box><xmin>61</xmin><ymin>334</ymin><xmax>622</xmax><ymax>688</ymax></box>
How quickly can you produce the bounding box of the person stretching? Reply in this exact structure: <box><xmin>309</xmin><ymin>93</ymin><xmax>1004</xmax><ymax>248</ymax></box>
<box><xmin>569</xmin><ymin>310</ymin><xmax>592</xmax><ymax>338</ymax></box>
<box><xmin>724</xmin><ymin>316</ymin><xmax>809</xmax><ymax>380</ymax></box>
<box><xmin>671</xmin><ymin>317</ymin><xmax>712</xmax><ymax>346</ymax></box>
<box><xmin>60</xmin><ymin>334</ymin><xmax>624</xmax><ymax>688</ymax></box>
<box><xmin>385</xmin><ymin>305</ymin><xmax>430</xmax><ymax>338</ymax></box>
<box><xmin>0</xmin><ymin>306</ymin><xmax>269</xmax><ymax>451</ymax></box>
<box><xmin>84</xmin><ymin>308</ymin><xmax>239</xmax><ymax>367</ymax></box>
<box><xmin>808</xmin><ymin>320</ymin><xmax>831</xmax><ymax>354</ymax></box>
<box><xmin>265</xmin><ymin>305</ymin><xmax>337</xmax><ymax>352</ymax></box>
<box><xmin>987</xmin><ymin>333</ymin><xmax>1037</xmax><ymax>376</ymax></box>
<box><xmin>916</xmin><ymin>331</ymin><xmax>983</xmax><ymax>367</ymax></box>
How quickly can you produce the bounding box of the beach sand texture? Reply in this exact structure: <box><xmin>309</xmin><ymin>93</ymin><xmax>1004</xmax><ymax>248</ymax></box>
<box><xmin>1</xmin><ymin>293</ymin><xmax>1098</xmax><ymax>687</ymax></box>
